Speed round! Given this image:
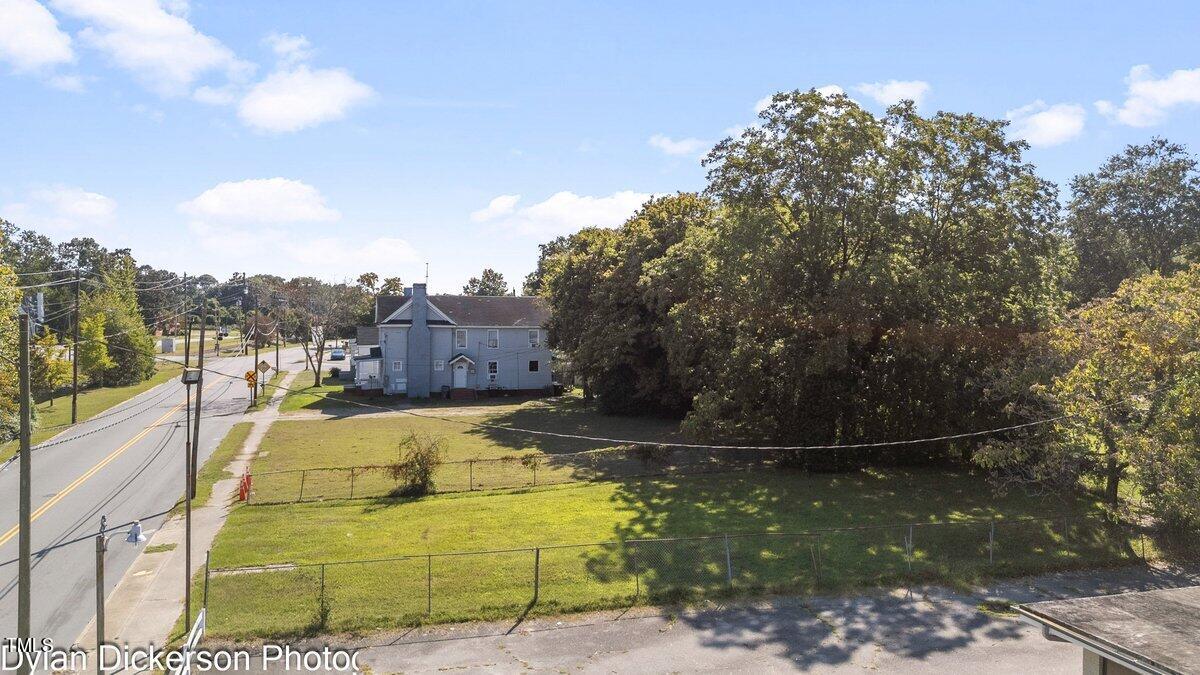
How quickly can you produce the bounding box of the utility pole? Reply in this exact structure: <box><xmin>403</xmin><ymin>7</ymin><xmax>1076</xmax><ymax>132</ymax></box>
<box><xmin>190</xmin><ymin>298</ymin><xmax>206</xmax><ymax>500</ymax></box>
<box><xmin>183</xmin><ymin>313</ymin><xmax>193</xmax><ymax>633</ymax></box>
<box><xmin>253</xmin><ymin>290</ymin><xmax>260</xmax><ymax>405</ymax></box>
<box><xmin>94</xmin><ymin>529</ymin><xmax>108</xmax><ymax>675</ymax></box>
<box><xmin>275</xmin><ymin>326</ymin><xmax>280</xmax><ymax>372</ymax></box>
<box><xmin>71</xmin><ymin>269</ymin><xmax>80</xmax><ymax>424</ymax></box>
<box><xmin>17</xmin><ymin>311</ymin><xmax>32</xmax><ymax>675</ymax></box>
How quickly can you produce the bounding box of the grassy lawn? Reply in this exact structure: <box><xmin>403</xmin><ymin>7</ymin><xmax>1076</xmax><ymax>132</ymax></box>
<box><xmin>250</xmin><ymin>399</ymin><xmax>683</xmax><ymax>501</ymax></box>
<box><xmin>278</xmin><ymin>373</ymin><xmax>399</xmax><ymax>413</ymax></box>
<box><xmin>1</xmin><ymin>361</ymin><xmax>183</xmax><ymax>462</ymax></box>
<box><xmin>198</xmin><ymin>396</ymin><xmax>1140</xmax><ymax>639</ymax></box>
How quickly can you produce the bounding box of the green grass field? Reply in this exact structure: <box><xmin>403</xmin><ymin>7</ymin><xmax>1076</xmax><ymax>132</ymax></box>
<box><xmin>201</xmin><ymin>464</ymin><xmax>1136</xmax><ymax>638</ymax></box>
<box><xmin>1</xmin><ymin>361</ymin><xmax>183</xmax><ymax>462</ymax></box>
<box><xmin>277</xmin><ymin>373</ymin><xmax>401</xmax><ymax>413</ymax></box>
<box><xmin>250</xmin><ymin>399</ymin><xmax>684</xmax><ymax>501</ymax></box>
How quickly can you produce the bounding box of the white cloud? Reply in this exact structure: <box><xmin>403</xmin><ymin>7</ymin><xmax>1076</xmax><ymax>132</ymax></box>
<box><xmin>1006</xmin><ymin>100</ymin><xmax>1086</xmax><ymax>147</ymax></box>
<box><xmin>177</xmin><ymin>177</ymin><xmax>413</xmax><ymax>278</ymax></box>
<box><xmin>853</xmin><ymin>79</ymin><xmax>930</xmax><ymax>108</ymax></box>
<box><xmin>237</xmin><ymin>64</ymin><xmax>374</xmax><ymax>133</ymax></box>
<box><xmin>47</xmin><ymin>73</ymin><xmax>84</xmax><ymax>91</ymax></box>
<box><xmin>179</xmin><ymin>178</ymin><xmax>340</xmax><ymax>223</ymax></box>
<box><xmin>0</xmin><ymin>0</ymin><xmax>74</xmax><ymax>71</ymax></box>
<box><xmin>265</xmin><ymin>32</ymin><xmax>312</xmax><ymax>66</ymax></box>
<box><xmin>186</xmin><ymin>220</ymin><xmax>420</xmax><ymax>279</ymax></box>
<box><xmin>470</xmin><ymin>194</ymin><xmax>521</xmax><ymax>223</ymax></box>
<box><xmin>647</xmin><ymin>134</ymin><xmax>709</xmax><ymax>157</ymax></box>
<box><xmin>471</xmin><ymin>190</ymin><xmax>652</xmax><ymax>237</ymax></box>
<box><xmin>2</xmin><ymin>185</ymin><xmax>117</xmax><ymax>234</ymax></box>
<box><xmin>51</xmin><ymin>0</ymin><xmax>252</xmax><ymax>96</ymax></box>
<box><xmin>1096</xmin><ymin>64</ymin><xmax>1200</xmax><ymax>127</ymax></box>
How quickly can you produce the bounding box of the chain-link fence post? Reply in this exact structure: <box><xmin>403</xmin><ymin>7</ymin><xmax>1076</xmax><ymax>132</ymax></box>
<box><xmin>810</xmin><ymin>534</ymin><xmax>821</xmax><ymax>588</ymax></box>
<box><xmin>469</xmin><ymin>460</ymin><xmax>474</xmax><ymax>491</ymax></box>
<box><xmin>426</xmin><ymin>554</ymin><xmax>433</xmax><ymax>615</ymax></box>
<box><xmin>298</xmin><ymin>469</ymin><xmax>307</xmax><ymax>502</ymax></box>
<box><xmin>203</xmin><ymin>550</ymin><xmax>210</xmax><ymax>610</ymax></box>
<box><xmin>988</xmin><ymin>519</ymin><xmax>995</xmax><ymax>565</ymax></box>
<box><xmin>533</xmin><ymin>548</ymin><xmax>541</xmax><ymax>604</ymax></box>
<box><xmin>317</xmin><ymin>563</ymin><xmax>328</xmax><ymax>629</ymax></box>
<box><xmin>349</xmin><ymin>468</ymin><xmax>355</xmax><ymax>499</ymax></box>
<box><xmin>631</xmin><ymin>544</ymin><xmax>640</xmax><ymax>599</ymax></box>
<box><xmin>905</xmin><ymin>525</ymin><xmax>914</xmax><ymax>576</ymax></box>
<box><xmin>723</xmin><ymin>534</ymin><xmax>733</xmax><ymax>588</ymax></box>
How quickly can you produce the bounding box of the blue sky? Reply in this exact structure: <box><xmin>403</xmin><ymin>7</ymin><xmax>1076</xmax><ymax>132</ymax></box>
<box><xmin>2</xmin><ymin>1</ymin><xmax>1200</xmax><ymax>292</ymax></box>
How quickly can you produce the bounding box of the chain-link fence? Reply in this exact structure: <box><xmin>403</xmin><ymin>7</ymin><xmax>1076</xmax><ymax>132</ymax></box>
<box><xmin>247</xmin><ymin>447</ymin><xmax>779</xmax><ymax>504</ymax></box>
<box><xmin>201</xmin><ymin>514</ymin><xmax>1145</xmax><ymax>639</ymax></box>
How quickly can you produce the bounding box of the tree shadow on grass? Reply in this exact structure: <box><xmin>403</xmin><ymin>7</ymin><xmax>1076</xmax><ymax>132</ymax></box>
<box><xmin>596</xmin><ymin>468</ymin><xmax>1137</xmax><ymax>669</ymax></box>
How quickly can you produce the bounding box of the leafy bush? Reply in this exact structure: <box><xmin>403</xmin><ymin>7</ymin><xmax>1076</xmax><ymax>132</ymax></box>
<box><xmin>384</xmin><ymin>433</ymin><xmax>444</xmax><ymax>497</ymax></box>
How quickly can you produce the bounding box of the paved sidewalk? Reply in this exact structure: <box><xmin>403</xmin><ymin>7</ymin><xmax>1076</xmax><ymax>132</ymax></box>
<box><xmin>197</xmin><ymin>562</ymin><xmax>1200</xmax><ymax>674</ymax></box>
<box><xmin>74</xmin><ymin>369</ymin><xmax>301</xmax><ymax>655</ymax></box>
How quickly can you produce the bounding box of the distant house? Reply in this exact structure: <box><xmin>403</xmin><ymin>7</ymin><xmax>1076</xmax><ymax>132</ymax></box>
<box><xmin>354</xmin><ymin>283</ymin><xmax>552</xmax><ymax>398</ymax></box>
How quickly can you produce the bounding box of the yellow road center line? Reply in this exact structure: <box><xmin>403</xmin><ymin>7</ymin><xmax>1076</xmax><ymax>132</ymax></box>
<box><xmin>0</xmin><ymin>377</ymin><xmax>226</xmax><ymax>548</ymax></box>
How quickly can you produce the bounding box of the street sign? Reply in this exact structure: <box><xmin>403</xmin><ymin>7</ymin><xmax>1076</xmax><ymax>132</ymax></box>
<box><xmin>257</xmin><ymin>360</ymin><xmax>271</xmax><ymax>374</ymax></box>
<box><xmin>244</xmin><ymin>370</ymin><xmax>256</xmax><ymax>383</ymax></box>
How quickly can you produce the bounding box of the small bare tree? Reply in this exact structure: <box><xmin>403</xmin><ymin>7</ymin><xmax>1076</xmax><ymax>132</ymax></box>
<box><xmin>282</xmin><ymin>277</ymin><xmax>360</xmax><ymax>387</ymax></box>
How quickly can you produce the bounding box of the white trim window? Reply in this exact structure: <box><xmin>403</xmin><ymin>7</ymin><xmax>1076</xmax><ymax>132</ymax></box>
<box><xmin>528</xmin><ymin>359</ymin><xmax>540</xmax><ymax>373</ymax></box>
<box><xmin>455</xmin><ymin>329</ymin><xmax>467</xmax><ymax>349</ymax></box>
<box><xmin>433</xmin><ymin>360</ymin><xmax>445</xmax><ymax>371</ymax></box>
<box><xmin>486</xmin><ymin>329</ymin><xmax>499</xmax><ymax>349</ymax></box>
<box><xmin>528</xmin><ymin>329</ymin><xmax>540</xmax><ymax>348</ymax></box>
<box><xmin>486</xmin><ymin>360</ymin><xmax>499</xmax><ymax>383</ymax></box>
<box><xmin>392</xmin><ymin>360</ymin><xmax>404</xmax><ymax>372</ymax></box>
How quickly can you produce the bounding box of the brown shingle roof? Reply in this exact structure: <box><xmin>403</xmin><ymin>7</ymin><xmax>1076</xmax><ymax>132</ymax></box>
<box><xmin>376</xmin><ymin>294</ymin><xmax>549</xmax><ymax>327</ymax></box>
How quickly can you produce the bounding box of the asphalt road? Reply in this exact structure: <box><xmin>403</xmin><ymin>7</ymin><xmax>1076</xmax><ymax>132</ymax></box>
<box><xmin>0</xmin><ymin>347</ymin><xmax>307</xmax><ymax>647</ymax></box>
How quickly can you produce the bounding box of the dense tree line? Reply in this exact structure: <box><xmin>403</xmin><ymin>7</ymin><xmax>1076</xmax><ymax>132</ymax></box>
<box><xmin>536</xmin><ymin>90</ymin><xmax>1200</xmax><ymax>525</ymax></box>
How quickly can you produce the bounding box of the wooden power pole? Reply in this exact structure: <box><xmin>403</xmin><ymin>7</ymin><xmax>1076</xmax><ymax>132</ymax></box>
<box><xmin>17</xmin><ymin>311</ymin><xmax>32</xmax><ymax>675</ymax></box>
<box><xmin>71</xmin><ymin>269</ymin><xmax>80</xmax><ymax>424</ymax></box>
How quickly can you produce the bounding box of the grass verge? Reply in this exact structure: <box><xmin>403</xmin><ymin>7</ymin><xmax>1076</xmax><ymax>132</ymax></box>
<box><xmin>247</xmin><ymin>370</ymin><xmax>288</xmax><ymax>411</ymax></box>
<box><xmin>169</xmin><ymin>422</ymin><xmax>254</xmax><ymax>517</ymax></box>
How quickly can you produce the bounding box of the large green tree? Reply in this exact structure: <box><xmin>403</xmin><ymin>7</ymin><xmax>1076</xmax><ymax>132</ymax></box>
<box><xmin>545</xmin><ymin>194</ymin><xmax>711</xmax><ymax>414</ymax></box>
<box><xmin>977</xmin><ymin>265</ymin><xmax>1200</xmax><ymax>527</ymax></box>
<box><xmin>542</xmin><ymin>90</ymin><xmax>1070</xmax><ymax>460</ymax></box>
<box><xmin>462</xmin><ymin>268</ymin><xmax>510</xmax><ymax>296</ymax></box>
<box><xmin>81</xmin><ymin>257</ymin><xmax>155</xmax><ymax>386</ymax></box>
<box><xmin>1067</xmin><ymin>138</ymin><xmax>1200</xmax><ymax>301</ymax></box>
<box><xmin>30</xmin><ymin>329</ymin><xmax>71</xmax><ymax>406</ymax></box>
<box><xmin>0</xmin><ymin>249</ymin><xmax>21</xmax><ymax>443</ymax></box>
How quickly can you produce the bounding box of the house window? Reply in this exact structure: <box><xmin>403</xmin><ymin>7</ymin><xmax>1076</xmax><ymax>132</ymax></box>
<box><xmin>528</xmin><ymin>329</ymin><xmax>540</xmax><ymax>348</ymax></box>
<box><xmin>455</xmin><ymin>329</ymin><xmax>467</xmax><ymax>349</ymax></box>
<box><xmin>392</xmin><ymin>360</ymin><xmax>404</xmax><ymax>372</ymax></box>
<box><xmin>528</xmin><ymin>360</ymin><xmax>540</xmax><ymax>373</ymax></box>
<box><xmin>487</xmin><ymin>360</ymin><xmax>498</xmax><ymax>382</ymax></box>
<box><xmin>433</xmin><ymin>360</ymin><xmax>445</xmax><ymax>371</ymax></box>
<box><xmin>486</xmin><ymin>329</ymin><xmax>499</xmax><ymax>349</ymax></box>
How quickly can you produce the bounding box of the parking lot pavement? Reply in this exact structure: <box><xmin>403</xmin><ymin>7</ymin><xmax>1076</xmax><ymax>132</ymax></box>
<box><xmin>196</xmin><ymin>562</ymin><xmax>1200</xmax><ymax>673</ymax></box>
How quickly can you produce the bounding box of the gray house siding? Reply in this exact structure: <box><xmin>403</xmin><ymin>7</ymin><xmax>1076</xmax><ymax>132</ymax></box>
<box><xmin>377</xmin><ymin>284</ymin><xmax>551</xmax><ymax>397</ymax></box>
<box><xmin>380</xmin><ymin>326</ymin><xmax>408</xmax><ymax>395</ymax></box>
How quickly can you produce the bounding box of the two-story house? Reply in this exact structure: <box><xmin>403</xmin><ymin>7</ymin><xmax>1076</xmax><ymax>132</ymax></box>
<box><xmin>357</xmin><ymin>283</ymin><xmax>552</xmax><ymax>398</ymax></box>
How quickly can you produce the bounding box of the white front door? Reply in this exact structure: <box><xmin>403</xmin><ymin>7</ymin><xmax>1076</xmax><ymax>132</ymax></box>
<box><xmin>452</xmin><ymin>363</ymin><xmax>468</xmax><ymax>388</ymax></box>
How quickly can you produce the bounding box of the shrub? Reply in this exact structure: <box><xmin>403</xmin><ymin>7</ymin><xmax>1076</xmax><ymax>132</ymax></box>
<box><xmin>384</xmin><ymin>433</ymin><xmax>444</xmax><ymax>496</ymax></box>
